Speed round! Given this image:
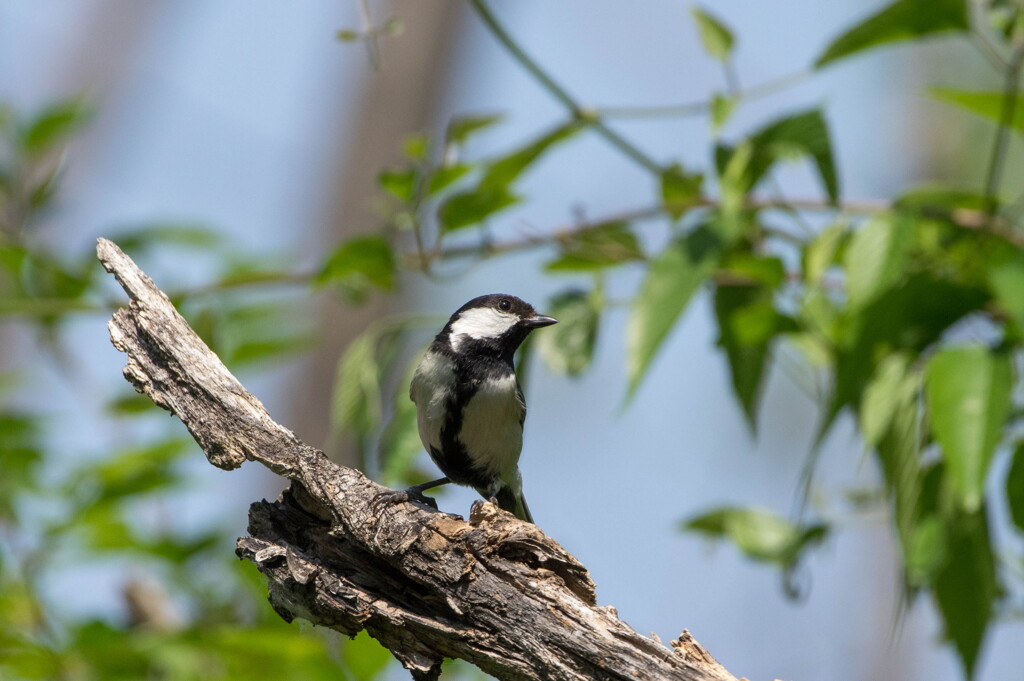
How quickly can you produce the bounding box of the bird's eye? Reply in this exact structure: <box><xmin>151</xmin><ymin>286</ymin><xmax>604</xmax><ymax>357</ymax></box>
<box><xmin>499</xmin><ymin>299</ymin><xmax>511</xmax><ymax>312</ymax></box>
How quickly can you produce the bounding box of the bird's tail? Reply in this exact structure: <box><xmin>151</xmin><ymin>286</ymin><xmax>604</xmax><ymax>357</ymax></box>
<box><xmin>494</xmin><ymin>485</ymin><xmax>534</xmax><ymax>524</ymax></box>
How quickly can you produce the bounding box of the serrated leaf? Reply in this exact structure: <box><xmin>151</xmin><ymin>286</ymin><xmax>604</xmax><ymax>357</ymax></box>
<box><xmin>684</xmin><ymin>506</ymin><xmax>828</xmax><ymax>567</ymax></box>
<box><xmin>537</xmin><ymin>289</ymin><xmax>600</xmax><ymax>376</ymax></box>
<box><xmin>844</xmin><ymin>214</ymin><xmax>915</xmax><ymax>308</ymax></box>
<box><xmin>627</xmin><ymin>227</ymin><xmax>723</xmax><ymax>397</ymax></box>
<box><xmin>1007</xmin><ymin>443</ymin><xmax>1024</xmax><ymax>533</ymax></box>
<box><xmin>317</xmin><ymin>234</ymin><xmax>395</xmax><ymax>303</ymax></box>
<box><xmin>816</xmin><ymin>0</ymin><xmax>969</xmax><ymax>68</ymax></box>
<box><xmin>545</xmin><ymin>222</ymin><xmax>643</xmax><ymax>271</ymax></box>
<box><xmin>691</xmin><ymin>7</ymin><xmax>735</xmax><ymax>61</ymax></box>
<box><xmin>930</xmin><ymin>88</ymin><xmax>1024</xmax><ymax>134</ymax></box>
<box><xmin>660</xmin><ymin>163</ymin><xmax>703</xmax><ymax>220</ymax></box>
<box><xmin>437</xmin><ymin>186</ymin><xmax>519</xmax><ymax>232</ymax></box>
<box><xmin>926</xmin><ymin>346</ymin><xmax>1012</xmax><ymax>511</ymax></box>
<box><xmin>446</xmin><ymin>113</ymin><xmax>503</xmax><ymax>145</ymax></box>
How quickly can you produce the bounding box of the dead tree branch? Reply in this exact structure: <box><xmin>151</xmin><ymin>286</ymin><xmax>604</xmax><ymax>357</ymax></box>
<box><xmin>97</xmin><ymin>237</ymin><xmax>742</xmax><ymax>681</ymax></box>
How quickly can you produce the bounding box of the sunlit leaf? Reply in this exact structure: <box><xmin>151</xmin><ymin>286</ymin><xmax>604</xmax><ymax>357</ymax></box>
<box><xmin>479</xmin><ymin>120</ymin><xmax>582</xmax><ymax>191</ymax></box>
<box><xmin>446</xmin><ymin>113</ymin><xmax>503</xmax><ymax>145</ymax></box>
<box><xmin>627</xmin><ymin>226</ymin><xmax>723</xmax><ymax>397</ymax></box>
<box><xmin>802</xmin><ymin>223</ymin><xmax>847</xmax><ymax>285</ymax></box>
<box><xmin>926</xmin><ymin>346</ymin><xmax>1012</xmax><ymax>511</ymax></box>
<box><xmin>815</xmin><ymin>0</ymin><xmax>969</xmax><ymax>68</ymax></box>
<box><xmin>989</xmin><ymin>255</ymin><xmax>1024</xmax><ymax>334</ymax></box>
<box><xmin>859</xmin><ymin>353</ymin><xmax>917</xmax><ymax>448</ymax></box>
<box><xmin>930</xmin><ymin>88</ymin><xmax>1024</xmax><ymax>135</ymax></box>
<box><xmin>317</xmin><ymin>234</ymin><xmax>396</xmax><ymax>303</ymax></box>
<box><xmin>537</xmin><ymin>289</ymin><xmax>600</xmax><ymax>376</ymax></box>
<box><xmin>660</xmin><ymin>163</ymin><xmax>703</xmax><ymax>220</ymax></box>
<box><xmin>844</xmin><ymin>214</ymin><xmax>915</xmax><ymax>308</ymax></box>
<box><xmin>684</xmin><ymin>506</ymin><xmax>828</xmax><ymax>567</ymax></box>
<box><xmin>545</xmin><ymin>222</ymin><xmax>643</xmax><ymax>271</ymax></box>
<box><xmin>691</xmin><ymin>7</ymin><xmax>735</xmax><ymax>62</ymax></box>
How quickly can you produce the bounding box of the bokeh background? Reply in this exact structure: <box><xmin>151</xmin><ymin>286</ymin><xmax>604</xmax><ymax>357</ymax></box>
<box><xmin>2</xmin><ymin>1</ymin><xmax>1023</xmax><ymax>680</ymax></box>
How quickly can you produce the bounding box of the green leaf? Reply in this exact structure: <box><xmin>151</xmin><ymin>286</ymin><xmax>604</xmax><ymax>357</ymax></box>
<box><xmin>815</xmin><ymin>0</ymin><xmax>969</xmax><ymax>68</ymax></box>
<box><xmin>933</xmin><ymin>508</ymin><xmax>998</xmax><ymax>678</ymax></box>
<box><xmin>926</xmin><ymin>346</ymin><xmax>1012</xmax><ymax>511</ymax></box>
<box><xmin>109</xmin><ymin>224</ymin><xmax>222</xmax><ymax>253</ymax></box>
<box><xmin>691</xmin><ymin>7</ymin><xmax>735</xmax><ymax>61</ymax></box>
<box><xmin>859</xmin><ymin>353</ymin><xmax>917</xmax><ymax>448</ymax></box>
<box><xmin>545</xmin><ymin>222</ymin><xmax>643</xmax><ymax>271</ymax></box>
<box><xmin>333</xmin><ymin>331</ymin><xmax>383</xmax><ymax>438</ymax></box>
<box><xmin>802</xmin><ymin>223</ymin><xmax>848</xmax><ymax>285</ymax></box>
<box><xmin>1007</xmin><ymin>443</ymin><xmax>1024</xmax><ymax>533</ymax></box>
<box><xmin>380</xmin><ymin>357</ymin><xmax>425</xmax><ymax>486</ymax></box>
<box><xmin>437</xmin><ymin>186</ymin><xmax>519</xmax><ymax>232</ymax></box>
<box><xmin>684</xmin><ymin>506</ymin><xmax>828</xmax><ymax>567</ymax></box>
<box><xmin>721</xmin><ymin>109</ymin><xmax>839</xmax><ymax>204</ymax></box>
<box><xmin>427</xmin><ymin>163</ymin><xmax>472</xmax><ymax>196</ymax></box>
<box><xmin>317</xmin><ymin>235</ymin><xmax>396</xmax><ymax>303</ymax></box>
<box><xmin>626</xmin><ymin>227</ymin><xmax>723</xmax><ymax>397</ymax></box>
<box><xmin>660</xmin><ymin>163</ymin><xmax>703</xmax><ymax>220</ymax></box>
<box><xmin>710</xmin><ymin>94</ymin><xmax>736</xmax><ymax>133</ymax></box>
<box><xmin>19</xmin><ymin>98</ymin><xmax>91</xmax><ymax>154</ymax></box>
<box><xmin>713</xmin><ymin>256</ymin><xmax>793</xmax><ymax>430</ymax></box>
<box><xmin>896</xmin><ymin>184</ymin><xmax>988</xmax><ymax>213</ymax></box>
<box><xmin>844</xmin><ymin>214</ymin><xmax>915</xmax><ymax>308</ymax></box>
<box><xmin>379</xmin><ymin>169</ymin><xmax>417</xmax><ymax>202</ymax></box>
<box><xmin>479</xmin><ymin>121</ymin><xmax>582</xmax><ymax>191</ymax></box>
<box><xmin>537</xmin><ymin>289</ymin><xmax>600</xmax><ymax>376</ymax></box>
<box><xmin>930</xmin><ymin>88</ymin><xmax>1024</xmax><ymax>135</ymax></box>
<box><xmin>446</xmin><ymin>113</ymin><xmax>503</xmax><ymax>145</ymax></box>
<box><xmin>989</xmin><ymin>255</ymin><xmax>1024</xmax><ymax>332</ymax></box>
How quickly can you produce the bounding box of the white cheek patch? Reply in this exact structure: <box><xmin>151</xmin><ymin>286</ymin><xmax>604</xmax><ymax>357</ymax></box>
<box><xmin>450</xmin><ymin>307</ymin><xmax>518</xmax><ymax>350</ymax></box>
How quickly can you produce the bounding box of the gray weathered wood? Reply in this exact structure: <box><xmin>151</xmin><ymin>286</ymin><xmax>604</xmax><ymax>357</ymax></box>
<box><xmin>97</xmin><ymin>237</ymin><xmax>742</xmax><ymax>681</ymax></box>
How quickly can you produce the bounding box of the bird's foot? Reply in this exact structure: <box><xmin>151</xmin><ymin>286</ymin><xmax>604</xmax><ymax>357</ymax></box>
<box><xmin>371</xmin><ymin>486</ymin><xmax>440</xmax><ymax>514</ymax></box>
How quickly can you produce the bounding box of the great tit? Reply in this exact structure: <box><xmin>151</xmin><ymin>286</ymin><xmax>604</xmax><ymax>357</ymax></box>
<box><xmin>378</xmin><ymin>294</ymin><xmax>556</xmax><ymax>523</ymax></box>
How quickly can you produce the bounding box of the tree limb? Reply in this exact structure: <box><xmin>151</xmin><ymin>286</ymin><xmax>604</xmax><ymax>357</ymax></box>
<box><xmin>97</xmin><ymin>237</ymin><xmax>743</xmax><ymax>681</ymax></box>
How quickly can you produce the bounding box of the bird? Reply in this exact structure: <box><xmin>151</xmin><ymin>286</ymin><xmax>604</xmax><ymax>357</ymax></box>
<box><xmin>377</xmin><ymin>294</ymin><xmax>556</xmax><ymax>523</ymax></box>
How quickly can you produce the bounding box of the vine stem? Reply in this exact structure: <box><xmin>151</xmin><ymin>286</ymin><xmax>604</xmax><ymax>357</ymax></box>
<box><xmin>467</xmin><ymin>0</ymin><xmax>664</xmax><ymax>175</ymax></box>
<box><xmin>982</xmin><ymin>41</ymin><xmax>1024</xmax><ymax>220</ymax></box>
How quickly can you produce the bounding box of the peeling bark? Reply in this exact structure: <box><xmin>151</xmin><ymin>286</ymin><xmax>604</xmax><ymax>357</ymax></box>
<box><xmin>97</xmin><ymin>237</ymin><xmax>743</xmax><ymax>681</ymax></box>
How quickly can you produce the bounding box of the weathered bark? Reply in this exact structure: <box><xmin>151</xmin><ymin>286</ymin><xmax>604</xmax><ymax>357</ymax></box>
<box><xmin>97</xmin><ymin>237</ymin><xmax>742</xmax><ymax>681</ymax></box>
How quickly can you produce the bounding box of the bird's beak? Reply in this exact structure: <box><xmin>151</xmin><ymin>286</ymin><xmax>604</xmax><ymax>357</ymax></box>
<box><xmin>524</xmin><ymin>314</ymin><xmax>558</xmax><ymax>329</ymax></box>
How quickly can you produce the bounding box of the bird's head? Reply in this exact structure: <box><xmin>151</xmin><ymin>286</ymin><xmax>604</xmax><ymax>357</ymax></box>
<box><xmin>443</xmin><ymin>294</ymin><xmax>557</xmax><ymax>358</ymax></box>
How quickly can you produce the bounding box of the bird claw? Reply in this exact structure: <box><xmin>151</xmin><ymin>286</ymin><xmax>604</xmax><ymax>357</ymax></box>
<box><xmin>372</xmin><ymin>487</ymin><xmax>440</xmax><ymax>514</ymax></box>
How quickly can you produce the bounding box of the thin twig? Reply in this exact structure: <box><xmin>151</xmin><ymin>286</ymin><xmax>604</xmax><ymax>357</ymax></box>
<box><xmin>982</xmin><ymin>42</ymin><xmax>1024</xmax><ymax>220</ymax></box>
<box><xmin>467</xmin><ymin>0</ymin><xmax>664</xmax><ymax>175</ymax></box>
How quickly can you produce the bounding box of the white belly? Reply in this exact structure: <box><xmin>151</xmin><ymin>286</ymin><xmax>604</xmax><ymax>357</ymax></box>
<box><xmin>458</xmin><ymin>374</ymin><xmax>524</xmax><ymax>480</ymax></box>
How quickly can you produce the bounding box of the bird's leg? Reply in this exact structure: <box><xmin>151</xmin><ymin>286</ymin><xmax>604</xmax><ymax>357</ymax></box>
<box><xmin>373</xmin><ymin>477</ymin><xmax>450</xmax><ymax>513</ymax></box>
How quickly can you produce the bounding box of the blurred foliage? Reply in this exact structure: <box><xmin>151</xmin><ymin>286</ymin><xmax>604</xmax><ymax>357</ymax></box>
<box><xmin>4</xmin><ymin>0</ymin><xmax>1024</xmax><ymax>679</ymax></box>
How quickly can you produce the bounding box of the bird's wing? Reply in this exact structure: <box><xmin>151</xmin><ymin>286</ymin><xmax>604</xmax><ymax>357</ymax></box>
<box><xmin>516</xmin><ymin>383</ymin><xmax>526</xmax><ymax>428</ymax></box>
